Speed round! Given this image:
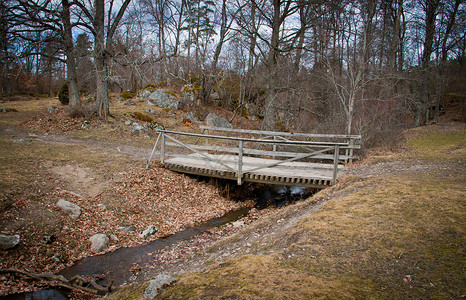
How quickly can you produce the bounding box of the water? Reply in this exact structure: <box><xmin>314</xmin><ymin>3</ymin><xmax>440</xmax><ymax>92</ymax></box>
<box><xmin>1</xmin><ymin>289</ymin><xmax>67</xmax><ymax>300</ymax></box>
<box><xmin>255</xmin><ymin>185</ymin><xmax>314</xmax><ymax>209</ymax></box>
<box><xmin>57</xmin><ymin>207</ymin><xmax>250</xmax><ymax>287</ymax></box>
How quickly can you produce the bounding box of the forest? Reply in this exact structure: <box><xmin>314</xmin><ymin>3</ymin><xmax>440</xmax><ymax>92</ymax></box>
<box><xmin>1</xmin><ymin>0</ymin><xmax>465</xmax><ymax>145</ymax></box>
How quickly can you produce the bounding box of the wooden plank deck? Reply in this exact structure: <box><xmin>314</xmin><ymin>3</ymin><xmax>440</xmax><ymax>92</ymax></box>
<box><xmin>147</xmin><ymin>128</ymin><xmax>360</xmax><ymax>188</ymax></box>
<box><xmin>163</xmin><ymin>153</ymin><xmax>345</xmax><ymax>188</ymax></box>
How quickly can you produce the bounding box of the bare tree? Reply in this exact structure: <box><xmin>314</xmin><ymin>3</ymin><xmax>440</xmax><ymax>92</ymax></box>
<box><xmin>75</xmin><ymin>0</ymin><xmax>131</xmax><ymax>120</ymax></box>
<box><xmin>12</xmin><ymin>0</ymin><xmax>80</xmax><ymax>107</ymax></box>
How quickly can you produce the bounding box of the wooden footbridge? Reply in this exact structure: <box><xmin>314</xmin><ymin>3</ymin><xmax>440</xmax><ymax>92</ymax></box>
<box><xmin>146</xmin><ymin>126</ymin><xmax>361</xmax><ymax>188</ymax></box>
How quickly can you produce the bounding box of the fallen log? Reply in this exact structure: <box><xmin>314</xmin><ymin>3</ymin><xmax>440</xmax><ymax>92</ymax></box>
<box><xmin>0</xmin><ymin>268</ymin><xmax>112</xmax><ymax>295</ymax></box>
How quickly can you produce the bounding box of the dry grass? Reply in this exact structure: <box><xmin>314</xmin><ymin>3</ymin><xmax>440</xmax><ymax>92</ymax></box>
<box><xmin>151</xmin><ymin>123</ymin><xmax>466</xmax><ymax>299</ymax></box>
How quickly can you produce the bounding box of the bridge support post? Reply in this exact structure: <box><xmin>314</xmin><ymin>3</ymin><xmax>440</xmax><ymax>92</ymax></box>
<box><xmin>161</xmin><ymin>132</ymin><xmax>165</xmax><ymax>165</ymax></box>
<box><xmin>237</xmin><ymin>140</ymin><xmax>243</xmax><ymax>185</ymax></box>
<box><xmin>146</xmin><ymin>132</ymin><xmax>162</xmax><ymax>169</ymax></box>
<box><xmin>332</xmin><ymin>145</ymin><xmax>340</xmax><ymax>184</ymax></box>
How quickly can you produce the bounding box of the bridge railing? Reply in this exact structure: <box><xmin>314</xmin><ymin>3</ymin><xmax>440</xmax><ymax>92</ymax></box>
<box><xmin>198</xmin><ymin>126</ymin><xmax>361</xmax><ymax>163</ymax></box>
<box><xmin>146</xmin><ymin>127</ymin><xmax>361</xmax><ymax>185</ymax></box>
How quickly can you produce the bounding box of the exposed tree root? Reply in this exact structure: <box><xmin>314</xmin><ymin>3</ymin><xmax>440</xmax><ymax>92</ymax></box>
<box><xmin>0</xmin><ymin>268</ymin><xmax>112</xmax><ymax>295</ymax></box>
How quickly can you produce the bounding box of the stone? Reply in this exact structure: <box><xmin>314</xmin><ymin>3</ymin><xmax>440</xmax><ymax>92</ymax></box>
<box><xmin>124</xmin><ymin>100</ymin><xmax>136</xmax><ymax>106</ymax></box>
<box><xmin>97</xmin><ymin>203</ymin><xmax>107</xmax><ymax>210</ymax></box>
<box><xmin>41</xmin><ymin>234</ymin><xmax>56</xmax><ymax>245</ymax></box>
<box><xmin>144</xmin><ymin>274</ymin><xmax>177</xmax><ymax>299</ymax></box>
<box><xmin>145</xmin><ymin>90</ymin><xmax>180</xmax><ymax>110</ymax></box>
<box><xmin>211</xmin><ymin>91</ymin><xmax>220</xmax><ymax>100</ymax></box>
<box><xmin>146</xmin><ymin>108</ymin><xmax>157</xmax><ymax>115</ymax></box>
<box><xmin>56</xmin><ymin>199</ymin><xmax>81</xmax><ymax>218</ymax></box>
<box><xmin>139</xmin><ymin>225</ymin><xmax>157</xmax><ymax>239</ymax></box>
<box><xmin>48</xmin><ymin>106</ymin><xmax>57</xmax><ymax>113</ymax></box>
<box><xmin>232</xmin><ymin>221</ymin><xmax>245</xmax><ymax>228</ymax></box>
<box><xmin>119</xmin><ymin>225</ymin><xmax>135</xmax><ymax>232</ymax></box>
<box><xmin>131</xmin><ymin>123</ymin><xmax>146</xmax><ymax>136</ymax></box>
<box><xmin>0</xmin><ymin>234</ymin><xmax>20</xmax><ymax>250</ymax></box>
<box><xmin>51</xmin><ymin>253</ymin><xmax>64</xmax><ymax>263</ymax></box>
<box><xmin>110</xmin><ymin>234</ymin><xmax>120</xmax><ymax>242</ymax></box>
<box><xmin>13</xmin><ymin>139</ymin><xmax>32</xmax><ymax>143</ymax></box>
<box><xmin>183</xmin><ymin>112</ymin><xmax>201</xmax><ymax>124</ymax></box>
<box><xmin>89</xmin><ymin>233</ymin><xmax>109</xmax><ymax>252</ymax></box>
<box><xmin>136</xmin><ymin>89</ymin><xmax>152</xmax><ymax>100</ymax></box>
<box><xmin>205</xmin><ymin>113</ymin><xmax>233</xmax><ymax>128</ymax></box>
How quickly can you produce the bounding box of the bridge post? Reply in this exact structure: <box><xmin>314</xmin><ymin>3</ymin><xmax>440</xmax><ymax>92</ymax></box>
<box><xmin>332</xmin><ymin>144</ymin><xmax>340</xmax><ymax>184</ymax></box>
<box><xmin>161</xmin><ymin>132</ymin><xmax>165</xmax><ymax>165</ymax></box>
<box><xmin>146</xmin><ymin>132</ymin><xmax>162</xmax><ymax>169</ymax></box>
<box><xmin>237</xmin><ymin>140</ymin><xmax>243</xmax><ymax>185</ymax></box>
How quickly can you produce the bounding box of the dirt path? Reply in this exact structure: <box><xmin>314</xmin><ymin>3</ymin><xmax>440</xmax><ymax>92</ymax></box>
<box><xmin>1</xmin><ymin>126</ymin><xmax>153</xmax><ymax>162</ymax></box>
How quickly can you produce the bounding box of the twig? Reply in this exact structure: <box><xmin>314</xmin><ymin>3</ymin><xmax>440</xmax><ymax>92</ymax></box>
<box><xmin>55</xmin><ymin>187</ymin><xmax>85</xmax><ymax>199</ymax></box>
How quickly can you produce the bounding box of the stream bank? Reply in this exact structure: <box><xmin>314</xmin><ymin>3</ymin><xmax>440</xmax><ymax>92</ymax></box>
<box><xmin>2</xmin><ymin>182</ymin><xmax>315</xmax><ymax>299</ymax></box>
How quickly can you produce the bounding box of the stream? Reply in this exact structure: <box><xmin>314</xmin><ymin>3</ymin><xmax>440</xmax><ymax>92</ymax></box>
<box><xmin>2</xmin><ymin>184</ymin><xmax>314</xmax><ymax>299</ymax></box>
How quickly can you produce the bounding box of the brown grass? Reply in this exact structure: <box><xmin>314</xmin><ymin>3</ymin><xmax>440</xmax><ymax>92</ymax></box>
<box><xmin>152</xmin><ymin>123</ymin><xmax>466</xmax><ymax>299</ymax></box>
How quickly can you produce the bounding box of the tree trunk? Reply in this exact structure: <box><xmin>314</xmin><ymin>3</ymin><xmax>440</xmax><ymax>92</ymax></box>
<box><xmin>61</xmin><ymin>0</ymin><xmax>80</xmax><ymax>109</ymax></box>
<box><xmin>0</xmin><ymin>1</ymin><xmax>10</xmax><ymax>95</ymax></box>
<box><xmin>94</xmin><ymin>0</ymin><xmax>108</xmax><ymax>119</ymax></box>
<box><xmin>261</xmin><ymin>0</ymin><xmax>282</xmax><ymax>131</ymax></box>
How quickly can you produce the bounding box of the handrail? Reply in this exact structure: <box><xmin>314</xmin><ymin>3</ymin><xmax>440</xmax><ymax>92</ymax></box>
<box><xmin>147</xmin><ymin>128</ymin><xmax>356</xmax><ymax>185</ymax></box>
<box><xmin>199</xmin><ymin>126</ymin><xmax>362</xmax><ymax>140</ymax></box>
<box><xmin>157</xmin><ymin>129</ymin><xmax>359</xmax><ymax>148</ymax></box>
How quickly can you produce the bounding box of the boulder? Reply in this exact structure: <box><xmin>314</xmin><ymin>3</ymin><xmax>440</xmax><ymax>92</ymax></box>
<box><xmin>56</xmin><ymin>199</ymin><xmax>81</xmax><ymax>218</ymax></box>
<box><xmin>144</xmin><ymin>274</ymin><xmax>177</xmax><ymax>299</ymax></box>
<box><xmin>205</xmin><ymin>113</ymin><xmax>233</xmax><ymax>128</ymax></box>
<box><xmin>0</xmin><ymin>234</ymin><xmax>20</xmax><ymax>250</ymax></box>
<box><xmin>89</xmin><ymin>233</ymin><xmax>109</xmax><ymax>252</ymax></box>
<box><xmin>139</xmin><ymin>225</ymin><xmax>157</xmax><ymax>239</ymax></box>
<box><xmin>136</xmin><ymin>89</ymin><xmax>152</xmax><ymax>100</ymax></box>
<box><xmin>183</xmin><ymin>112</ymin><xmax>201</xmax><ymax>124</ymax></box>
<box><xmin>145</xmin><ymin>90</ymin><xmax>180</xmax><ymax>110</ymax></box>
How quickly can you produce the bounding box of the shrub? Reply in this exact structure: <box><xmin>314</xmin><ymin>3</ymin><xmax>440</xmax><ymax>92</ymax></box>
<box><xmin>127</xmin><ymin>111</ymin><xmax>154</xmax><ymax>122</ymax></box>
<box><xmin>143</xmin><ymin>84</ymin><xmax>157</xmax><ymax>92</ymax></box>
<box><xmin>58</xmin><ymin>82</ymin><xmax>69</xmax><ymax>105</ymax></box>
<box><xmin>120</xmin><ymin>90</ymin><xmax>133</xmax><ymax>99</ymax></box>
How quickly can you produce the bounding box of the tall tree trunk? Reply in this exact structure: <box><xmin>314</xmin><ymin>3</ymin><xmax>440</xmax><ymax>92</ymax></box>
<box><xmin>415</xmin><ymin>0</ymin><xmax>439</xmax><ymax>127</ymax></box>
<box><xmin>247</xmin><ymin>3</ymin><xmax>257</xmax><ymax>74</ymax></box>
<box><xmin>94</xmin><ymin>0</ymin><xmax>108</xmax><ymax>119</ymax></box>
<box><xmin>293</xmin><ymin>2</ymin><xmax>308</xmax><ymax>74</ymax></box>
<box><xmin>61</xmin><ymin>0</ymin><xmax>80</xmax><ymax>109</ymax></box>
<box><xmin>261</xmin><ymin>0</ymin><xmax>281</xmax><ymax>131</ymax></box>
<box><xmin>0</xmin><ymin>1</ymin><xmax>10</xmax><ymax>95</ymax></box>
<box><xmin>434</xmin><ymin>0</ymin><xmax>461</xmax><ymax>123</ymax></box>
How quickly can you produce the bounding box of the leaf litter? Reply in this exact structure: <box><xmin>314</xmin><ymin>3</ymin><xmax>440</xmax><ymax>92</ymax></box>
<box><xmin>0</xmin><ymin>166</ymin><xmax>254</xmax><ymax>296</ymax></box>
